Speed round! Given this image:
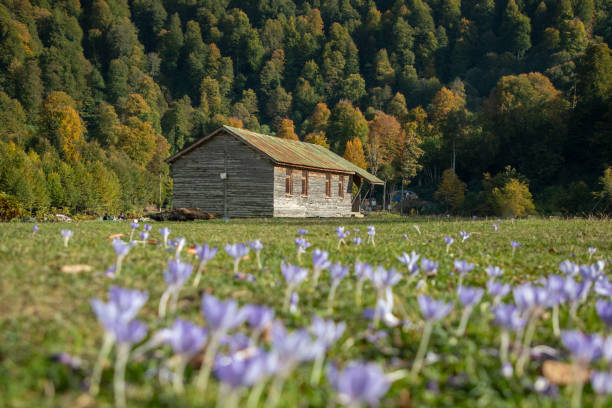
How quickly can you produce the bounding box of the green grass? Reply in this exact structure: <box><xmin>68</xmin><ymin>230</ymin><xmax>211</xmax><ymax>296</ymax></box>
<box><xmin>0</xmin><ymin>216</ymin><xmax>610</xmax><ymax>407</ymax></box>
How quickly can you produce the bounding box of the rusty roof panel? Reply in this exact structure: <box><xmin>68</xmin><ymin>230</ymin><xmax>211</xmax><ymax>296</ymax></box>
<box><xmin>167</xmin><ymin>126</ymin><xmax>383</xmax><ymax>184</ymax></box>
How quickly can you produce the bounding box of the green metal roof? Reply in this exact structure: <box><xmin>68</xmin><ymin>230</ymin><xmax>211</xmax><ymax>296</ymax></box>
<box><xmin>167</xmin><ymin>125</ymin><xmax>384</xmax><ymax>184</ymax></box>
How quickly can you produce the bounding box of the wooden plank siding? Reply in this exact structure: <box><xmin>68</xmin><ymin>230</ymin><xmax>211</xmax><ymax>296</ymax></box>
<box><xmin>273</xmin><ymin>166</ymin><xmax>353</xmax><ymax>217</ymax></box>
<box><xmin>170</xmin><ymin>131</ymin><xmax>275</xmax><ymax>217</ymax></box>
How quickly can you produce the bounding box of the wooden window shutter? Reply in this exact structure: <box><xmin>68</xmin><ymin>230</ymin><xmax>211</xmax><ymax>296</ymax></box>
<box><xmin>285</xmin><ymin>168</ymin><xmax>293</xmax><ymax>195</ymax></box>
<box><xmin>301</xmin><ymin>171</ymin><xmax>308</xmax><ymax>196</ymax></box>
<box><xmin>338</xmin><ymin>175</ymin><xmax>344</xmax><ymax>198</ymax></box>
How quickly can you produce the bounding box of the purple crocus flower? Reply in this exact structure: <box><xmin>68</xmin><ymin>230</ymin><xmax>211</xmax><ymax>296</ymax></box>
<box><xmin>454</xmin><ymin>260</ymin><xmax>474</xmax><ymax>286</ymax></box>
<box><xmin>244</xmin><ymin>304</ymin><xmax>275</xmax><ymax>333</ymax></box>
<box><xmin>312</xmin><ymin>249</ymin><xmax>331</xmax><ymax>286</ymax></box>
<box><xmin>456</xmin><ymin>286</ymin><xmax>484</xmax><ymax>336</ymax></box>
<box><xmin>214</xmin><ymin>351</ymin><xmax>265</xmax><ymax>389</ymax></box>
<box><xmin>486</xmin><ymin>266</ymin><xmax>504</xmax><ymax>279</ymax></box>
<box><xmin>596</xmin><ymin>299</ymin><xmax>612</xmax><ymax>327</ymax></box>
<box><xmin>458</xmin><ymin>286</ymin><xmax>484</xmax><ymax>307</ymax></box>
<box><xmin>143</xmin><ymin>224</ymin><xmax>152</xmax><ymax>232</ymax></box>
<box><xmin>289</xmin><ymin>292</ymin><xmax>299</xmax><ymax>314</ymax></box>
<box><xmin>159</xmin><ymin>260</ymin><xmax>193</xmax><ymax>317</ymax></box>
<box><xmin>193</xmin><ymin>243</ymin><xmax>218</xmax><ymax>286</ymax></box>
<box><xmin>591</xmin><ymin>371</ymin><xmax>612</xmax><ymax>395</ymax></box>
<box><xmin>159</xmin><ymin>227</ymin><xmax>171</xmax><ymax>247</ymax></box>
<box><xmin>281</xmin><ymin>262</ymin><xmax>309</xmax><ymax>287</ymax></box>
<box><xmin>281</xmin><ymin>262</ymin><xmax>308</xmax><ymax>310</ymax></box>
<box><xmin>309</xmin><ymin>315</ymin><xmax>347</xmax><ymax>383</ymax></box>
<box><xmin>511</xmin><ymin>240</ymin><xmax>520</xmax><ymax>255</ymax></box>
<box><xmin>368</xmin><ymin>266</ymin><xmax>402</xmax><ymax>291</ymax></box>
<box><xmin>201</xmin><ymin>294</ymin><xmax>249</xmax><ymax>334</ymax></box>
<box><xmin>588</xmin><ymin>247</ymin><xmax>597</xmax><ymax>260</ymax></box>
<box><xmin>493</xmin><ymin>303</ymin><xmax>526</xmax><ymax>331</ymax></box>
<box><xmin>492</xmin><ymin>223</ymin><xmax>498</xmax><ymax>232</ymax></box>
<box><xmin>353</xmin><ymin>237</ymin><xmax>362</xmax><ymax>245</ymax></box>
<box><xmin>397</xmin><ymin>252</ymin><xmax>419</xmax><ymax>277</ymax></box>
<box><xmin>327</xmin><ymin>361</ymin><xmax>390</xmax><ymax>407</ymax></box>
<box><xmin>420</xmin><ymin>258</ymin><xmax>439</xmax><ymax>277</ymax></box>
<box><xmin>561</xmin><ymin>330</ymin><xmax>603</xmax><ymax>364</ymax></box>
<box><xmin>225</xmin><ymin>243</ymin><xmax>249</xmax><ymax>273</ymax></box>
<box><xmin>459</xmin><ymin>231</ymin><xmax>470</xmax><ymax>242</ymax></box>
<box><xmin>270</xmin><ymin>324</ymin><xmax>319</xmax><ymax>376</ymax></box>
<box><xmin>336</xmin><ymin>227</ymin><xmax>350</xmax><ymax>248</ymax></box>
<box><xmin>156</xmin><ymin>318</ymin><xmax>208</xmax><ymax>393</ymax></box>
<box><xmin>163</xmin><ymin>260</ymin><xmax>193</xmax><ymax>287</ymax></box>
<box><xmin>129</xmin><ymin>221</ymin><xmax>138</xmax><ymax>241</ymax></box>
<box><xmin>298</xmin><ymin>228</ymin><xmax>308</xmax><ymax>236</ymax></box>
<box><xmin>513</xmin><ymin>283</ymin><xmax>549</xmax><ymax>313</ymax></box>
<box><xmin>367</xmin><ymin>225</ymin><xmax>375</xmax><ymax>246</ymax></box>
<box><xmin>327</xmin><ymin>262</ymin><xmax>349</xmax><ymax>311</ymax></box>
<box><xmin>89</xmin><ymin>286</ymin><xmax>148</xmax><ymax>399</ymax></box>
<box><xmin>559</xmin><ymin>260</ymin><xmax>580</xmax><ymax>277</ymax></box>
<box><xmin>138</xmin><ymin>231</ymin><xmax>149</xmax><ymax>244</ymax></box>
<box><xmin>413</xmin><ymin>224</ymin><xmax>421</xmax><ymax>235</ymax></box>
<box><xmin>294</xmin><ymin>238</ymin><xmax>311</xmax><ymax>260</ymax></box>
<box><xmin>32</xmin><ymin>225</ymin><xmax>39</xmax><ymax>233</ymax></box>
<box><xmin>354</xmin><ymin>261</ymin><xmax>373</xmax><ymax>306</ymax></box>
<box><xmin>61</xmin><ymin>229</ymin><xmax>73</xmax><ymax>247</ymax></box>
<box><xmin>111</xmin><ymin>238</ymin><xmax>131</xmax><ymax>276</ymax></box>
<box><xmin>595</xmin><ymin>279</ymin><xmax>612</xmax><ymax>298</ymax></box>
<box><xmin>159</xmin><ymin>318</ymin><xmax>208</xmax><ymax>356</ymax></box>
<box><xmin>487</xmin><ymin>280</ymin><xmax>511</xmax><ymax>301</ymax></box>
<box><xmin>444</xmin><ymin>236</ymin><xmax>454</xmax><ymax>252</ymax></box>
<box><xmin>247</xmin><ymin>240</ymin><xmax>263</xmax><ymax>269</ymax></box>
<box><xmin>418</xmin><ymin>295</ymin><xmax>452</xmax><ymax>322</ymax></box>
<box><xmin>171</xmin><ymin>237</ymin><xmax>186</xmax><ymax>259</ymax></box>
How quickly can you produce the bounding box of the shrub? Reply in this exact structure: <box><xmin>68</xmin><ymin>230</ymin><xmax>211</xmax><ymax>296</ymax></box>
<box><xmin>597</xmin><ymin>167</ymin><xmax>612</xmax><ymax>213</ymax></box>
<box><xmin>0</xmin><ymin>192</ymin><xmax>24</xmax><ymax>221</ymax></box>
<box><xmin>434</xmin><ymin>169</ymin><xmax>466</xmax><ymax>212</ymax></box>
<box><xmin>492</xmin><ymin>178</ymin><xmax>536</xmax><ymax>217</ymax></box>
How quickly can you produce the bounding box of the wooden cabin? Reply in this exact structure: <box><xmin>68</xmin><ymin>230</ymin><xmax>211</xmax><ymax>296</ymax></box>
<box><xmin>166</xmin><ymin>126</ymin><xmax>383</xmax><ymax>218</ymax></box>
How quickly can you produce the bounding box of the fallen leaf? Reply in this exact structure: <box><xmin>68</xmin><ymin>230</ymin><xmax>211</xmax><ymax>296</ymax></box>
<box><xmin>187</xmin><ymin>246</ymin><xmax>197</xmax><ymax>255</ymax></box>
<box><xmin>542</xmin><ymin>360</ymin><xmax>589</xmax><ymax>385</ymax></box>
<box><xmin>146</xmin><ymin>239</ymin><xmax>159</xmax><ymax>245</ymax></box>
<box><xmin>61</xmin><ymin>264</ymin><xmax>93</xmax><ymax>274</ymax></box>
<box><xmin>107</xmin><ymin>233</ymin><xmax>124</xmax><ymax>239</ymax></box>
<box><xmin>74</xmin><ymin>393</ymin><xmax>96</xmax><ymax>408</ymax></box>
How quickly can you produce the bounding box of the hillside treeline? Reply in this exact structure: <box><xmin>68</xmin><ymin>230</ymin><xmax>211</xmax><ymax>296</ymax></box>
<box><xmin>0</xmin><ymin>0</ymin><xmax>610</xmax><ymax>217</ymax></box>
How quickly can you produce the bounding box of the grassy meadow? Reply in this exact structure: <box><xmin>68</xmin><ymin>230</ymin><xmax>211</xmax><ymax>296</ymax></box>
<box><xmin>0</xmin><ymin>216</ymin><xmax>610</xmax><ymax>407</ymax></box>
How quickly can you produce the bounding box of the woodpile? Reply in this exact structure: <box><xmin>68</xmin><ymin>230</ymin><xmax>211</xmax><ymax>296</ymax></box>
<box><xmin>146</xmin><ymin>208</ymin><xmax>218</xmax><ymax>221</ymax></box>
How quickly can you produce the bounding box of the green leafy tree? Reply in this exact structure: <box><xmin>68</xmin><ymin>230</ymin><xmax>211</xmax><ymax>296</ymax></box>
<box><xmin>434</xmin><ymin>168</ymin><xmax>466</xmax><ymax>212</ymax></box>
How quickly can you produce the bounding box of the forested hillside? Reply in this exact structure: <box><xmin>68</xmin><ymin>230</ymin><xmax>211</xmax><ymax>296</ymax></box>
<box><xmin>0</xmin><ymin>0</ymin><xmax>610</xmax><ymax>216</ymax></box>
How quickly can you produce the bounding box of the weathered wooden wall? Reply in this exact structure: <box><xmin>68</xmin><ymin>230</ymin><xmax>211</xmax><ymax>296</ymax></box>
<box><xmin>273</xmin><ymin>166</ymin><xmax>353</xmax><ymax>217</ymax></box>
<box><xmin>171</xmin><ymin>131</ymin><xmax>275</xmax><ymax>217</ymax></box>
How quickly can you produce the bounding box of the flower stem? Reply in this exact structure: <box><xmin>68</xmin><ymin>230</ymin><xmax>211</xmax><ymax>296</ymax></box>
<box><xmin>169</xmin><ymin>288</ymin><xmax>180</xmax><ymax>315</ymax></box>
<box><xmin>500</xmin><ymin>330</ymin><xmax>510</xmax><ymax>363</ymax></box>
<box><xmin>234</xmin><ymin>258</ymin><xmax>240</xmax><ymax>274</ymax></box>
<box><xmin>312</xmin><ymin>268</ymin><xmax>321</xmax><ymax>288</ymax></box>
<box><xmin>246</xmin><ymin>379</ymin><xmax>267</xmax><ymax>408</ymax></box>
<box><xmin>193</xmin><ymin>264</ymin><xmax>204</xmax><ymax>287</ymax></box>
<box><xmin>158</xmin><ymin>288</ymin><xmax>172</xmax><ymax>318</ymax></box>
<box><xmin>115</xmin><ymin>256</ymin><xmax>123</xmax><ymax>276</ymax></box>
<box><xmin>265</xmin><ymin>374</ymin><xmax>286</xmax><ymax>408</ymax></box>
<box><xmin>310</xmin><ymin>351</ymin><xmax>325</xmax><ymax>385</ymax></box>
<box><xmin>173</xmin><ymin>355</ymin><xmax>187</xmax><ymax>394</ymax></box>
<box><xmin>355</xmin><ymin>278</ymin><xmax>364</xmax><ymax>307</ymax></box>
<box><xmin>411</xmin><ymin>321</ymin><xmax>433</xmax><ymax>377</ymax></box>
<box><xmin>114</xmin><ymin>343</ymin><xmax>130</xmax><ymax>408</ymax></box>
<box><xmin>552</xmin><ymin>304</ymin><xmax>560</xmax><ymax>337</ymax></box>
<box><xmin>90</xmin><ymin>332</ymin><xmax>114</xmax><ymax>396</ymax></box>
<box><xmin>455</xmin><ymin>307</ymin><xmax>472</xmax><ymax>337</ymax></box>
<box><xmin>256</xmin><ymin>252</ymin><xmax>262</xmax><ymax>270</ymax></box>
<box><xmin>516</xmin><ymin>311</ymin><xmax>538</xmax><ymax>376</ymax></box>
<box><xmin>195</xmin><ymin>334</ymin><xmax>219</xmax><ymax>394</ymax></box>
<box><xmin>282</xmin><ymin>286</ymin><xmax>293</xmax><ymax>311</ymax></box>
<box><xmin>217</xmin><ymin>385</ymin><xmax>241</xmax><ymax>408</ymax></box>
<box><xmin>571</xmin><ymin>366</ymin><xmax>585</xmax><ymax>408</ymax></box>
<box><xmin>327</xmin><ymin>283</ymin><xmax>338</xmax><ymax>313</ymax></box>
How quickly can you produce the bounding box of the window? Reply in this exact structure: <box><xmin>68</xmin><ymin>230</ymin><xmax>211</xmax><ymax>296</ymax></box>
<box><xmin>325</xmin><ymin>174</ymin><xmax>331</xmax><ymax>197</ymax></box>
<box><xmin>301</xmin><ymin>171</ymin><xmax>308</xmax><ymax>196</ymax></box>
<box><xmin>285</xmin><ymin>168</ymin><xmax>293</xmax><ymax>195</ymax></box>
<box><xmin>338</xmin><ymin>175</ymin><xmax>344</xmax><ymax>198</ymax></box>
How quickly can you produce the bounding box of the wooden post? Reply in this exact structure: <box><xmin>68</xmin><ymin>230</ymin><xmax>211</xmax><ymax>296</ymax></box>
<box><xmin>223</xmin><ymin>144</ymin><xmax>228</xmax><ymax>218</ymax></box>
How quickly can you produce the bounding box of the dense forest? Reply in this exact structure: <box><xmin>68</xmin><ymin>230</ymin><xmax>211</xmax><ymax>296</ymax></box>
<box><xmin>0</xmin><ymin>0</ymin><xmax>610</xmax><ymax>217</ymax></box>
